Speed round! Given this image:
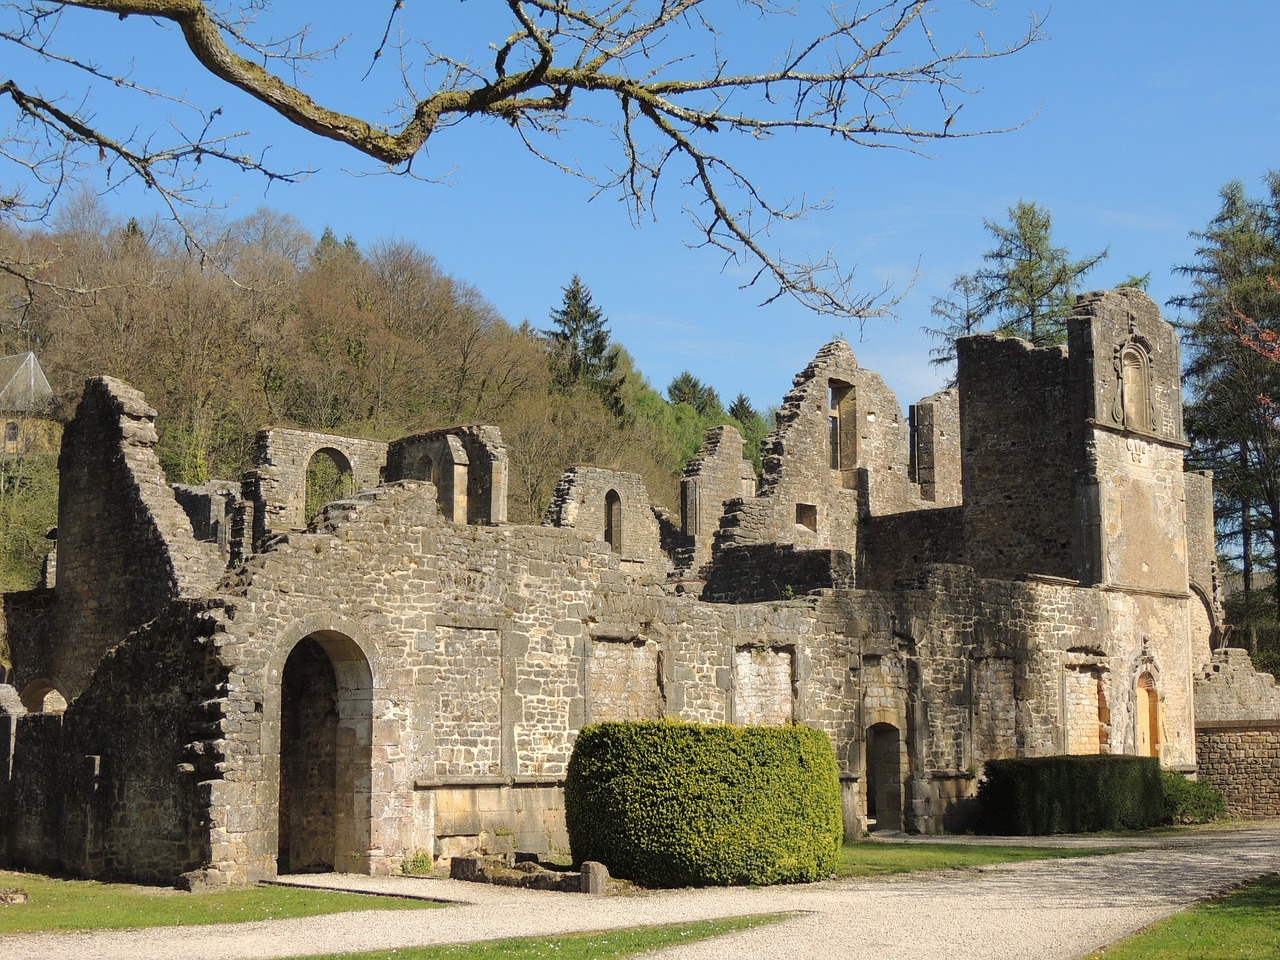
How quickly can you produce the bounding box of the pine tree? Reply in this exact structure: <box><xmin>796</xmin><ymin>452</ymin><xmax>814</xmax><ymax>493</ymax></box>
<box><xmin>924</xmin><ymin>202</ymin><xmax>1107</xmax><ymax>378</ymax></box>
<box><xmin>543</xmin><ymin>275</ymin><xmax>622</xmax><ymax>414</ymax></box>
<box><xmin>1173</xmin><ymin>175</ymin><xmax>1280</xmax><ymax>620</ymax></box>
<box><xmin>667</xmin><ymin>371</ymin><xmax>723</xmax><ymax>417</ymax></box>
<box><xmin>728</xmin><ymin>393</ymin><xmax>758</xmax><ymax>424</ymax></box>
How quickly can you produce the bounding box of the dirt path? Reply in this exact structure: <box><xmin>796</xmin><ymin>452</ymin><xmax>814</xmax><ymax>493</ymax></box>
<box><xmin>7</xmin><ymin>822</ymin><xmax>1280</xmax><ymax>960</ymax></box>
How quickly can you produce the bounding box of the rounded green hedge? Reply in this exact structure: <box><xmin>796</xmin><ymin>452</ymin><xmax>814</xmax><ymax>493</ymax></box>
<box><xmin>564</xmin><ymin>720</ymin><xmax>843</xmax><ymax>887</ymax></box>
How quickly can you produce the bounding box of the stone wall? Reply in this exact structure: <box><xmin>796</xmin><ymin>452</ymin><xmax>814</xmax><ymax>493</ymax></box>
<box><xmin>679</xmin><ymin>426</ymin><xmax>756</xmax><ymax>573</ymax></box>
<box><xmin>1196</xmin><ymin>724</ymin><xmax>1280</xmax><ymax>818</ymax></box>
<box><xmin>543</xmin><ymin>466</ymin><xmax>667</xmax><ymax>569</ymax></box>
<box><xmin>386</xmin><ymin>426</ymin><xmax>508</xmax><ymax>525</ymax></box>
<box><xmin>957</xmin><ymin>336</ymin><xmax>1074</xmax><ymax>581</ymax></box>
<box><xmin>246</xmin><ymin>428</ymin><xmax>388</xmax><ymax>538</ymax></box>
<box><xmin>28</xmin><ymin>378</ymin><xmax>223</xmax><ymax>700</ymax></box>
<box><xmin>910</xmin><ymin>389</ymin><xmax>962</xmax><ymax>506</ymax></box>
<box><xmin>0</xmin><ymin>288</ymin><xmax>1229</xmax><ymax>886</ymax></box>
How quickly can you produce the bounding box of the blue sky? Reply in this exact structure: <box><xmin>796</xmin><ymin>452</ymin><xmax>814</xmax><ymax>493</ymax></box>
<box><xmin>7</xmin><ymin>2</ymin><xmax>1280</xmax><ymax>415</ymax></box>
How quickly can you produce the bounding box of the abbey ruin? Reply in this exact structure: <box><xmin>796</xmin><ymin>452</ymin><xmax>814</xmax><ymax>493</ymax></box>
<box><xmin>1</xmin><ymin>287</ymin><xmax>1278</xmax><ymax>888</ymax></box>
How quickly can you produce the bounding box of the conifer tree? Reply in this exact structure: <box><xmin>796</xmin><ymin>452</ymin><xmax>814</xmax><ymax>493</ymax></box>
<box><xmin>1173</xmin><ymin>175</ymin><xmax>1280</xmax><ymax>620</ymax></box>
<box><xmin>924</xmin><ymin>202</ymin><xmax>1107</xmax><ymax>379</ymax></box>
<box><xmin>543</xmin><ymin>275</ymin><xmax>622</xmax><ymax>414</ymax></box>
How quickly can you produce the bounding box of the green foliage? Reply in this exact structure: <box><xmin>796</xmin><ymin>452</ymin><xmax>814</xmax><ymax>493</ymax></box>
<box><xmin>977</xmin><ymin>755</ymin><xmax>1164</xmax><ymax>834</ymax></box>
<box><xmin>304</xmin><ymin>449</ymin><xmax>355</xmax><ymax>522</ymax></box>
<box><xmin>564</xmin><ymin>720</ymin><xmax>843</xmax><ymax>887</ymax></box>
<box><xmin>1160</xmin><ymin>770</ymin><xmax>1226</xmax><ymax>825</ymax></box>
<box><xmin>0</xmin><ymin>453</ymin><xmax>58</xmax><ymax>596</ymax></box>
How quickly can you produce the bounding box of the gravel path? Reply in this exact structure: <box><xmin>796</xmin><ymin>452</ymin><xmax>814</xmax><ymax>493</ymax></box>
<box><xmin>7</xmin><ymin>822</ymin><xmax>1280</xmax><ymax>960</ymax></box>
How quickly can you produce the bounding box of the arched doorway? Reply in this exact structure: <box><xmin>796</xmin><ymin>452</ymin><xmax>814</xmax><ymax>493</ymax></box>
<box><xmin>305</xmin><ymin>448</ymin><xmax>355</xmax><ymax>524</ymax></box>
<box><xmin>277</xmin><ymin>631</ymin><xmax>373</xmax><ymax>874</ymax></box>
<box><xmin>865</xmin><ymin>722</ymin><xmax>904</xmax><ymax>832</ymax></box>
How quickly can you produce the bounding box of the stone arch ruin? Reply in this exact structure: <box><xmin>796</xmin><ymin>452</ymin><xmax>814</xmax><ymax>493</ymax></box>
<box><xmin>5</xmin><ymin>287</ymin><xmax>1276</xmax><ymax>889</ymax></box>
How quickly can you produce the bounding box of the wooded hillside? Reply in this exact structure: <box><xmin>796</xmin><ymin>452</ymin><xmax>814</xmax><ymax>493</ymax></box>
<box><xmin>0</xmin><ymin>197</ymin><xmax>767</xmax><ymax>591</ymax></box>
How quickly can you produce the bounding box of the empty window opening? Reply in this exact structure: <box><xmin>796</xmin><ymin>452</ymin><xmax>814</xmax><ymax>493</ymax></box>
<box><xmin>4</xmin><ymin>421</ymin><xmax>17</xmax><ymax>445</ymax></box>
<box><xmin>605</xmin><ymin>489</ymin><xmax>622</xmax><ymax>552</ymax></box>
<box><xmin>796</xmin><ymin>502</ymin><xmax>818</xmax><ymax>532</ymax></box>
<box><xmin>305</xmin><ymin>448</ymin><xmax>355</xmax><ymax>524</ymax></box>
<box><xmin>828</xmin><ymin>380</ymin><xmax>857</xmax><ymax>488</ymax></box>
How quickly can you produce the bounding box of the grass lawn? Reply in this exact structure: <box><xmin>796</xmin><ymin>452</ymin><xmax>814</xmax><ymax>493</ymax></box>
<box><xmin>1081</xmin><ymin>873</ymin><xmax>1280</xmax><ymax>960</ymax></box>
<box><xmin>837</xmin><ymin>840</ymin><xmax>1127</xmax><ymax>877</ymax></box>
<box><xmin>296</xmin><ymin>915</ymin><xmax>790</xmax><ymax>960</ymax></box>
<box><xmin>0</xmin><ymin>870</ymin><xmax>441</xmax><ymax>934</ymax></box>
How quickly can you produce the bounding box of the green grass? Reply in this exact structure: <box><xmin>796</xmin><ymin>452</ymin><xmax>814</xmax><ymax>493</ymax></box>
<box><xmin>1082</xmin><ymin>873</ymin><xmax>1280</xmax><ymax>960</ymax></box>
<box><xmin>296</xmin><ymin>914</ymin><xmax>790</xmax><ymax>960</ymax></box>
<box><xmin>0</xmin><ymin>871</ymin><xmax>442</xmax><ymax>934</ymax></box>
<box><xmin>836</xmin><ymin>840</ymin><xmax>1126</xmax><ymax>877</ymax></box>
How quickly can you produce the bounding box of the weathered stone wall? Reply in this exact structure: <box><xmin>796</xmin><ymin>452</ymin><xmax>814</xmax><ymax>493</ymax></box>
<box><xmin>3</xmin><ymin>601</ymin><xmax>224</xmax><ymax>882</ymax></box>
<box><xmin>910</xmin><ymin>389</ymin><xmax>962</xmax><ymax>506</ymax></box>
<box><xmin>386</xmin><ymin>426</ymin><xmax>508</xmax><ymax>525</ymax></box>
<box><xmin>1196</xmin><ymin>724</ymin><xmax>1280</xmax><ymax>818</ymax></box>
<box><xmin>957</xmin><ymin>336</ymin><xmax>1074</xmax><ymax>581</ymax></box>
<box><xmin>701</xmin><ymin>544</ymin><xmax>853</xmax><ymax>602</ymax></box>
<box><xmin>680</xmin><ymin>426</ymin><xmax>756</xmax><ymax>572</ymax></box>
<box><xmin>858</xmin><ymin>507</ymin><xmax>965</xmax><ymax>591</ymax></box>
<box><xmin>543</xmin><ymin>466</ymin><xmax>667</xmax><ymax>568</ymax></box>
<box><xmin>0</xmin><ymin>289</ymin><xmax>1224</xmax><ymax>884</ymax></box>
<box><xmin>1194</xmin><ymin>648</ymin><xmax>1280</xmax><ymax>724</ymax></box>
<box><xmin>33</xmin><ymin>378</ymin><xmax>223</xmax><ymax>700</ymax></box>
<box><xmin>247</xmin><ymin>428</ymin><xmax>388</xmax><ymax>537</ymax></box>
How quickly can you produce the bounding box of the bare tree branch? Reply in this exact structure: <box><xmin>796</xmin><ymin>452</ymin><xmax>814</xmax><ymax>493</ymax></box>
<box><xmin>2</xmin><ymin>0</ymin><xmax>1043</xmax><ymax>317</ymax></box>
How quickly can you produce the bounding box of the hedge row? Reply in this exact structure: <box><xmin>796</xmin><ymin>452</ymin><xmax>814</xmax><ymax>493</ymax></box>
<box><xmin>978</xmin><ymin>755</ymin><xmax>1164</xmax><ymax>834</ymax></box>
<box><xmin>564</xmin><ymin>720</ymin><xmax>842</xmax><ymax>887</ymax></box>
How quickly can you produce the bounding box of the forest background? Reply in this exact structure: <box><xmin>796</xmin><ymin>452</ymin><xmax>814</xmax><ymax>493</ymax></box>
<box><xmin>0</xmin><ymin>197</ymin><xmax>772</xmax><ymax>596</ymax></box>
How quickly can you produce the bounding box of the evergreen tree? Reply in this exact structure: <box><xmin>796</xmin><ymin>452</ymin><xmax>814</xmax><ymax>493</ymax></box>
<box><xmin>728</xmin><ymin>393</ymin><xmax>757</xmax><ymax>424</ymax></box>
<box><xmin>925</xmin><ymin>202</ymin><xmax>1107</xmax><ymax>377</ymax></box>
<box><xmin>543</xmin><ymin>275</ymin><xmax>623</xmax><ymax>414</ymax></box>
<box><xmin>667</xmin><ymin>371</ymin><xmax>723</xmax><ymax>417</ymax></box>
<box><xmin>1173</xmin><ymin>175</ymin><xmax>1280</xmax><ymax>620</ymax></box>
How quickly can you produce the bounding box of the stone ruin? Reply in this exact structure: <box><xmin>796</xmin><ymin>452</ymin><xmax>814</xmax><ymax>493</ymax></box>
<box><xmin>0</xmin><ymin>288</ymin><xmax>1274</xmax><ymax>888</ymax></box>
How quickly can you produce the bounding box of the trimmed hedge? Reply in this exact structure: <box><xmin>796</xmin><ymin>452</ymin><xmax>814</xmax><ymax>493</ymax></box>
<box><xmin>1162</xmin><ymin>770</ymin><xmax>1227</xmax><ymax>825</ymax></box>
<box><xmin>564</xmin><ymin>720</ymin><xmax>842</xmax><ymax>887</ymax></box>
<box><xmin>978</xmin><ymin>755</ymin><xmax>1164</xmax><ymax>834</ymax></box>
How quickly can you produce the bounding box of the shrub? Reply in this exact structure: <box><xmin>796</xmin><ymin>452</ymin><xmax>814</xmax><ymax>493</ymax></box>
<box><xmin>977</xmin><ymin>755</ymin><xmax>1164</xmax><ymax>834</ymax></box>
<box><xmin>564</xmin><ymin>720</ymin><xmax>842</xmax><ymax>887</ymax></box>
<box><xmin>1162</xmin><ymin>770</ymin><xmax>1227</xmax><ymax>825</ymax></box>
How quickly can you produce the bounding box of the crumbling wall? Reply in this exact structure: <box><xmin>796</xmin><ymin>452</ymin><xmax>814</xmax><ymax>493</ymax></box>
<box><xmin>910</xmin><ymin>389</ymin><xmax>962</xmax><ymax>506</ymax></box>
<box><xmin>543</xmin><ymin>466</ymin><xmax>666</xmax><ymax>568</ymax></box>
<box><xmin>958</xmin><ymin>336</ymin><xmax>1074</xmax><ymax>581</ymax></box>
<box><xmin>386</xmin><ymin>426</ymin><xmax>508</xmax><ymax>525</ymax></box>
<box><xmin>2</xmin><ymin>601</ymin><xmax>225</xmax><ymax>883</ymax></box>
<box><xmin>1193</xmin><ymin>648</ymin><xmax>1280</xmax><ymax>818</ymax></box>
<box><xmin>34</xmin><ymin>378</ymin><xmax>224</xmax><ymax>700</ymax></box>
<box><xmin>246</xmin><ymin>428</ymin><xmax>388</xmax><ymax>538</ymax></box>
<box><xmin>679</xmin><ymin>425</ymin><xmax>756</xmax><ymax>573</ymax></box>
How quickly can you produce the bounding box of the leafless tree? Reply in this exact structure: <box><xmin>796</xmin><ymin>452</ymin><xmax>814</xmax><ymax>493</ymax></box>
<box><xmin>1</xmin><ymin>1</ymin><xmax>1041</xmax><ymax>317</ymax></box>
